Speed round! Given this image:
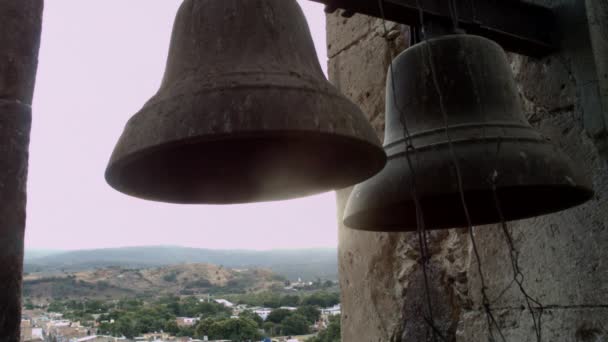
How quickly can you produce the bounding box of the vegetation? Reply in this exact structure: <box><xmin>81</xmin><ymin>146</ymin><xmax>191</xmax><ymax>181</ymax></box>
<box><xmin>44</xmin><ymin>293</ymin><xmax>334</xmax><ymax>340</ymax></box>
<box><xmin>225</xmin><ymin>291</ymin><xmax>340</xmax><ymax>309</ymax></box>
<box><xmin>307</xmin><ymin>315</ymin><xmax>341</xmax><ymax>342</ymax></box>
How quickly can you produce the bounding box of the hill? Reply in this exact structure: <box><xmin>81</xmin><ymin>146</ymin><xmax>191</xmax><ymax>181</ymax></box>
<box><xmin>23</xmin><ymin>263</ymin><xmax>285</xmax><ymax>301</ymax></box>
<box><xmin>24</xmin><ymin>246</ymin><xmax>338</xmax><ymax>281</ymax></box>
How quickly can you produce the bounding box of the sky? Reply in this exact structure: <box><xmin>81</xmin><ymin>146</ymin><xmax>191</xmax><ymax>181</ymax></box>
<box><xmin>25</xmin><ymin>0</ymin><xmax>337</xmax><ymax>251</ymax></box>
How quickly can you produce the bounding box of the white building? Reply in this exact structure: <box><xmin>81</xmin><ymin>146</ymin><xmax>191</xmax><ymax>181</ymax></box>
<box><xmin>214</xmin><ymin>299</ymin><xmax>234</xmax><ymax>308</ymax></box>
<box><xmin>321</xmin><ymin>304</ymin><xmax>341</xmax><ymax>316</ymax></box>
<box><xmin>253</xmin><ymin>308</ymin><xmax>272</xmax><ymax>321</ymax></box>
<box><xmin>31</xmin><ymin>328</ymin><xmax>43</xmax><ymax>340</ymax></box>
<box><xmin>176</xmin><ymin>317</ymin><xmax>200</xmax><ymax>327</ymax></box>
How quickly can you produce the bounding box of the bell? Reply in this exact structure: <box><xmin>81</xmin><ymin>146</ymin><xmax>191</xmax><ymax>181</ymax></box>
<box><xmin>344</xmin><ymin>34</ymin><xmax>594</xmax><ymax>231</ymax></box>
<box><xmin>105</xmin><ymin>0</ymin><xmax>386</xmax><ymax>204</ymax></box>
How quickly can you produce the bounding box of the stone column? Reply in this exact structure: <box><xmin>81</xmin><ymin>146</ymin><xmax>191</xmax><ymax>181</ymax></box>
<box><xmin>0</xmin><ymin>1</ymin><xmax>43</xmax><ymax>340</ymax></box>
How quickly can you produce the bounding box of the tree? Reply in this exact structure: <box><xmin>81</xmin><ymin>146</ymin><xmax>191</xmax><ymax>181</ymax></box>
<box><xmin>164</xmin><ymin>320</ymin><xmax>179</xmax><ymax>335</ymax></box>
<box><xmin>282</xmin><ymin>314</ymin><xmax>310</xmax><ymax>336</ymax></box>
<box><xmin>239</xmin><ymin>310</ymin><xmax>263</xmax><ymax>327</ymax></box>
<box><xmin>195</xmin><ymin>318</ymin><xmax>214</xmax><ymax>338</ymax></box>
<box><xmin>177</xmin><ymin>325</ymin><xmax>195</xmax><ymax>337</ymax></box>
<box><xmin>307</xmin><ymin>315</ymin><xmax>341</xmax><ymax>342</ymax></box>
<box><xmin>280</xmin><ymin>295</ymin><xmax>300</xmax><ymax>307</ymax></box>
<box><xmin>267</xmin><ymin>309</ymin><xmax>292</xmax><ymax>324</ymax></box>
<box><xmin>208</xmin><ymin>318</ymin><xmax>262</xmax><ymax>341</ymax></box>
<box><xmin>114</xmin><ymin>316</ymin><xmax>137</xmax><ymax>339</ymax></box>
<box><xmin>295</xmin><ymin>306</ymin><xmax>320</xmax><ymax>324</ymax></box>
<box><xmin>301</xmin><ymin>292</ymin><xmax>339</xmax><ymax>308</ymax></box>
<box><xmin>263</xmin><ymin>321</ymin><xmax>278</xmax><ymax>336</ymax></box>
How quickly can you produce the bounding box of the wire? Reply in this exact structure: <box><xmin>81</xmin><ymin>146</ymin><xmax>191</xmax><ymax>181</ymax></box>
<box><xmin>448</xmin><ymin>0</ymin><xmax>460</xmax><ymax>31</ymax></box>
<box><xmin>376</xmin><ymin>1</ymin><xmax>543</xmax><ymax>341</ymax></box>
<box><xmin>376</xmin><ymin>1</ymin><xmax>441</xmax><ymax>341</ymax></box>
<box><xmin>413</xmin><ymin>1</ymin><xmax>507</xmax><ymax>341</ymax></box>
<box><xmin>490</xmin><ymin>139</ymin><xmax>544</xmax><ymax>342</ymax></box>
<box><xmin>420</xmin><ymin>35</ymin><xmax>506</xmax><ymax>342</ymax></box>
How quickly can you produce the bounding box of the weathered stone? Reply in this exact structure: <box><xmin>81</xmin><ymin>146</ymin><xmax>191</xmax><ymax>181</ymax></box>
<box><xmin>327</xmin><ymin>12</ymin><xmax>374</xmax><ymax>58</ymax></box>
<box><xmin>0</xmin><ymin>0</ymin><xmax>43</xmax><ymax>105</ymax></box>
<box><xmin>328</xmin><ymin>29</ymin><xmax>405</xmax><ymax>140</ymax></box>
<box><xmin>0</xmin><ymin>102</ymin><xmax>31</xmax><ymax>342</ymax></box>
<box><xmin>457</xmin><ymin>308</ymin><xmax>608</xmax><ymax>341</ymax></box>
<box><xmin>467</xmin><ymin>110</ymin><xmax>608</xmax><ymax>310</ymax></box>
<box><xmin>0</xmin><ymin>1</ymin><xmax>43</xmax><ymax>341</ymax></box>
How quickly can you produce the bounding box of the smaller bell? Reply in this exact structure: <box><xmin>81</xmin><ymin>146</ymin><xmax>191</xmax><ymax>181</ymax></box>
<box><xmin>344</xmin><ymin>34</ymin><xmax>594</xmax><ymax>231</ymax></box>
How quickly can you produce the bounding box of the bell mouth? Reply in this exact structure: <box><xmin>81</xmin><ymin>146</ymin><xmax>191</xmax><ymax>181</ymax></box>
<box><xmin>105</xmin><ymin>131</ymin><xmax>386</xmax><ymax>204</ymax></box>
<box><xmin>343</xmin><ymin>137</ymin><xmax>595</xmax><ymax>231</ymax></box>
<box><xmin>344</xmin><ymin>185</ymin><xmax>594</xmax><ymax>231</ymax></box>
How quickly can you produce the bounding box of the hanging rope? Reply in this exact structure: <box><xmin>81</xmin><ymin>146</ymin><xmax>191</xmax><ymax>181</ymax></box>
<box><xmin>375</xmin><ymin>1</ymin><xmax>444</xmax><ymax>341</ymax></box>
<box><xmin>405</xmin><ymin>1</ymin><xmax>504</xmax><ymax>340</ymax></box>
<box><xmin>490</xmin><ymin>139</ymin><xmax>545</xmax><ymax>342</ymax></box>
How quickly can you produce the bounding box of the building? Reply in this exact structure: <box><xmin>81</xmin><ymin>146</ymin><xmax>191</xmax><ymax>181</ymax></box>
<box><xmin>176</xmin><ymin>317</ymin><xmax>199</xmax><ymax>327</ymax></box>
<box><xmin>252</xmin><ymin>308</ymin><xmax>272</xmax><ymax>321</ymax></box>
<box><xmin>20</xmin><ymin>326</ymin><xmax>43</xmax><ymax>342</ymax></box>
<box><xmin>320</xmin><ymin>304</ymin><xmax>340</xmax><ymax>317</ymax></box>
<box><xmin>213</xmin><ymin>299</ymin><xmax>234</xmax><ymax>308</ymax></box>
<box><xmin>74</xmin><ymin>336</ymin><xmax>126</xmax><ymax>342</ymax></box>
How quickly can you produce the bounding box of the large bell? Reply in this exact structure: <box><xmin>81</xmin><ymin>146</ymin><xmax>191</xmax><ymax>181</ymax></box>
<box><xmin>344</xmin><ymin>34</ymin><xmax>594</xmax><ymax>231</ymax></box>
<box><xmin>106</xmin><ymin>0</ymin><xmax>386</xmax><ymax>204</ymax></box>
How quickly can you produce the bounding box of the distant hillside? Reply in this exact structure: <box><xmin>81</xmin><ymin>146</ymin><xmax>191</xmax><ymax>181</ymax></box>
<box><xmin>24</xmin><ymin>246</ymin><xmax>338</xmax><ymax>281</ymax></box>
<box><xmin>23</xmin><ymin>263</ymin><xmax>285</xmax><ymax>301</ymax></box>
<box><xmin>24</xmin><ymin>249</ymin><xmax>65</xmax><ymax>261</ymax></box>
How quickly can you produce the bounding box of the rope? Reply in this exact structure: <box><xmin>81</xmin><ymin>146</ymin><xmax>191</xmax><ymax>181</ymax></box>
<box><xmin>376</xmin><ymin>1</ymin><xmax>440</xmax><ymax>340</ymax></box>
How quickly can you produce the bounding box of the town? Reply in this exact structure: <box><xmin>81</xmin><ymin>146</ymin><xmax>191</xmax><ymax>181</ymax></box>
<box><xmin>21</xmin><ymin>291</ymin><xmax>341</xmax><ymax>342</ymax></box>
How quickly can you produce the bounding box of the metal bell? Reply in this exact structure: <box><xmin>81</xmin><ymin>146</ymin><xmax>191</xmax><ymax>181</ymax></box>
<box><xmin>105</xmin><ymin>0</ymin><xmax>386</xmax><ymax>204</ymax></box>
<box><xmin>344</xmin><ymin>34</ymin><xmax>594</xmax><ymax>231</ymax></box>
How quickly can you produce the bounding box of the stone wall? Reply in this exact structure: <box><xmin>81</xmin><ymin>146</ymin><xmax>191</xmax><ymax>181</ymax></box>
<box><xmin>328</xmin><ymin>2</ymin><xmax>608</xmax><ymax>341</ymax></box>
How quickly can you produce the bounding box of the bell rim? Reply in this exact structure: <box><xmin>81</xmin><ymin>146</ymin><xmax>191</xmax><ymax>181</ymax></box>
<box><xmin>344</xmin><ymin>183</ymin><xmax>595</xmax><ymax>232</ymax></box>
<box><xmin>106</xmin><ymin>130</ymin><xmax>387</xmax><ymax>204</ymax></box>
<box><xmin>343</xmin><ymin>140</ymin><xmax>595</xmax><ymax>231</ymax></box>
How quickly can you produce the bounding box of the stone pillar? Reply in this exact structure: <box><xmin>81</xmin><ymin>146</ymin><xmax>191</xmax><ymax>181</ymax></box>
<box><xmin>328</xmin><ymin>2</ymin><xmax>608</xmax><ymax>341</ymax></box>
<box><xmin>0</xmin><ymin>1</ymin><xmax>43</xmax><ymax>340</ymax></box>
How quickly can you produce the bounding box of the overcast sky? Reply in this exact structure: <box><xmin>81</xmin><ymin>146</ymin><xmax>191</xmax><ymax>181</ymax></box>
<box><xmin>25</xmin><ymin>0</ymin><xmax>337</xmax><ymax>251</ymax></box>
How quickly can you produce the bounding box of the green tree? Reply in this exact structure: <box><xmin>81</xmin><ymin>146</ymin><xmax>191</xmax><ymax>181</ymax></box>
<box><xmin>177</xmin><ymin>325</ymin><xmax>195</xmax><ymax>337</ymax></box>
<box><xmin>239</xmin><ymin>310</ymin><xmax>263</xmax><ymax>327</ymax></box>
<box><xmin>282</xmin><ymin>314</ymin><xmax>310</xmax><ymax>336</ymax></box>
<box><xmin>302</xmin><ymin>292</ymin><xmax>339</xmax><ymax>308</ymax></box>
<box><xmin>194</xmin><ymin>318</ymin><xmax>214</xmax><ymax>338</ymax></box>
<box><xmin>162</xmin><ymin>272</ymin><xmax>178</xmax><ymax>282</ymax></box>
<box><xmin>263</xmin><ymin>321</ymin><xmax>278</xmax><ymax>337</ymax></box>
<box><xmin>295</xmin><ymin>305</ymin><xmax>321</xmax><ymax>324</ymax></box>
<box><xmin>114</xmin><ymin>316</ymin><xmax>137</xmax><ymax>339</ymax></box>
<box><xmin>208</xmin><ymin>318</ymin><xmax>262</xmax><ymax>341</ymax></box>
<box><xmin>267</xmin><ymin>309</ymin><xmax>292</xmax><ymax>324</ymax></box>
<box><xmin>280</xmin><ymin>295</ymin><xmax>300</xmax><ymax>307</ymax></box>
<box><xmin>164</xmin><ymin>320</ymin><xmax>180</xmax><ymax>335</ymax></box>
<box><xmin>307</xmin><ymin>315</ymin><xmax>341</xmax><ymax>342</ymax></box>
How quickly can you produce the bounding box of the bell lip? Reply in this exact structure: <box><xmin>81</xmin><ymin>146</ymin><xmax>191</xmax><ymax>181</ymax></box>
<box><xmin>344</xmin><ymin>184</ymin><xmax>595</xmax><ymax>232</ymax></box>
<box><xmin>105</xmin><ymin>130</ymin><xmax>387</xmax><ymax>204</ymax></box>
<box><xmin>342</xmin><ymin>144</ymin><xmax>595</xmax><ymax>232</ymax></box>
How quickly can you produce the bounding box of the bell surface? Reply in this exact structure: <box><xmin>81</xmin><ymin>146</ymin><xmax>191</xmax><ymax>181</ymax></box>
<box><xmin>106</xmin><ymin>0</ymin><xmax>386</xmax><ymax>204</ymax></box>
<box><xmin>344</xmin><ymin>34</ymin><xmax>594</xmax><ymax>231</ymax></box>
